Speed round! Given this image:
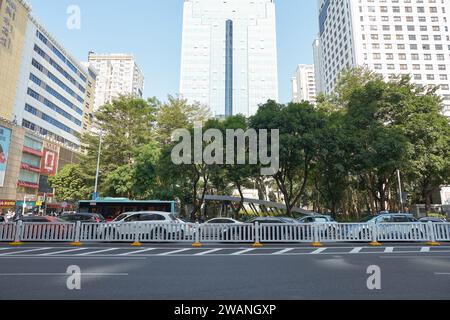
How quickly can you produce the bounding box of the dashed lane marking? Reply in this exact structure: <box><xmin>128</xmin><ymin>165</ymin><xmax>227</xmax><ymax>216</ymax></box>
<box><xmin>231</xmin><ymin>248</ymin><xmax>256</xmax><ymax>255</ymax></box>
<box><xmin>38</xmin><ymin>248</ymin><xmax>87</xmax><ymax>256</ymax></box>
<box><xmin>195</xmin><ymin>249</ymin><xmax>223</xmax><ymax>256</ymax></box>
<box><xmin>311</xmin><ymin>248</ymin><xmax>327</xmax><ymax>254</ymax></box>
<box><xmin>273</xmin><ymin>248</ymin><xmax>295</xmax><ymax>255</ymax></box>
<box><xmin>0</xmin><ymin>247</ymin><xmax>51</xmax><ymax>256</ymax></box>
<box><xmin>420</xmin><ymin>247</ymin><xmax>431</xmax><ymax>253</ymax></box>
<box><xmin>118</xmin><ymin>248</ymin><xmax>157</xmax><ymax>256</ymax></box>
<box><xmin>350</xmin><ymin>247</ymin><xmax>363</xmax><ymax>254</ymax></box>
<box><xmin>158</xmin><ymin>248</ymin><xmax>191</xmax><ymax>256</ymax></box>
<box><xmin>384</xmin><ymin>247</ymin><xmax>394</xmax><ymax>253</ymax></box>
<box><xmin>77</xmin><ymin>248</ymin><xmax>119</xmax><ymax>256</ymax></box>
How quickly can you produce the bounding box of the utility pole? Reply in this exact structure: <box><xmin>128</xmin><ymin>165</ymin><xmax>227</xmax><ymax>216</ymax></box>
<box><xmin>397</xmin><ymin>169</ymin><xmax>404</xmax><ymax>213</ymax></box>
<box><xmin>93</xmin><ymin>134</ymin><xmax>102</xmax><ymax>200</ymax></box>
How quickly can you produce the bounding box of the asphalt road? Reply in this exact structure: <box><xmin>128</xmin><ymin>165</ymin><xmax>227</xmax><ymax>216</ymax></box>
<box><xmin>0</xmin><ymin>243</ymin><xmax>449</xmax><ymax>300</ymax></box>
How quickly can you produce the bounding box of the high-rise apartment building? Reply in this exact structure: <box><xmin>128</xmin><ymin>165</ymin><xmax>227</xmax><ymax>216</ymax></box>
<box><xmin>291</xmin><ymin>64</ymin><xmax>317</xmax><ymax>104</ymax></box>
<box><xmin>87</xmin><ymin>53</ymin><xmax>144</xmax><ymax>111</ymax></box>
<box><xmin>180</xmin><ymin>0</ymin><xmax>279</xmax><ymax>117</ymax></box>
<box><xmin>315</xmin><ymin>0</ymin><xmax>450</xmax><ymax>116</ymax></box>
<box><xmin>0</xmin><ymin>0</ymin><xmax>94</xmax><ymax>212</ymax></box>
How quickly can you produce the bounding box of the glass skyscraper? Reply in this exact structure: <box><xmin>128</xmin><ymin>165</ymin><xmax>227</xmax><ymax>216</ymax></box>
<box><xmin>180</xmin><ymin>0</ymin><xmax>279</xmax><ymax>117</ymax></box>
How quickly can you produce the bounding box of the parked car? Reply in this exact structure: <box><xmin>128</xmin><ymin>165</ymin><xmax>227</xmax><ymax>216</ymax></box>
<box><xmin>205</xmin><ymin>218</ymin><xmax>242</xmax><ymax>224</ymax></box>
<box><xmin>298</xmin><ymin>215</ymin><xmax>338</xmax><ymax>238</ymax></box>
<box><xmin>247</xmin><ymin>217</ymin><xmax>303</xmax><ymax>241</ymax></box>
<box><xmin>347</xmin><ymin>213</ymin><xmax>423</xmax><ymax>241</ymax></box>
<box><xmin>14</xmin><ymin>216</ymin><xmax>70</xmax><ymax>239</ymax></box>
<box><xmin>59</xmin><ymin>213</ymin><xmax>106</xmax><ymax>223</ymax></box>
<box><xmin>297</xmin><ymin>215</ymin><xmax>336</xmax><ymax>224</ymax></box>
<box><xmin>177</xmin><ymin>218</ymin><xmax>196</xmax><ymax>239</ymax></box>
<box><xmin>419</xmin><ymin>217</ymin><xmax>447</xmax><ymax>223</ymax></box>
<box><xmin>199</xmin><ymin>218</ymin><xmax>244</xmax><ymax>240</ymax></box>
<box><xmin>97</xmin><ymin>211</ymin><xmax>182</xmax><ymax>241</ymax></box>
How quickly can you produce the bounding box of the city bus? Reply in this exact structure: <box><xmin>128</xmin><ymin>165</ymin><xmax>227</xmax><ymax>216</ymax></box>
<box><xmin>78</xmin><ymin>198</ymin><xmax>177</xmax><ymax>221</ymax></box>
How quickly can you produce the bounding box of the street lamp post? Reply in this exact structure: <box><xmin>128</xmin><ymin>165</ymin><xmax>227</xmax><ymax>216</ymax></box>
<box><xmin>397</xmin><ymin>169</ymin><xmax>404</xmax><ymax>213</ymax></box>
<box><xmin>93</xmin><ymin>134</ymin><xmax>102</xmax><ymax>200</ymax></box>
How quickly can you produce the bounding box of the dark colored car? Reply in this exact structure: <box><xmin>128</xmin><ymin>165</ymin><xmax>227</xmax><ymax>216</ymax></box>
<box><xmin>60</xmin><ymin>213</ymin><xmax>106</xmax><ymax>223</ymax></box>
<box><xmin>247</xmin><ymin>217</ymin><xmax>303</xmax><ymax>241</ymax></box>
<box><xmin>0</xmin><ymin>216</ymin><xmax>5</xmax><ymax>223</ymax></box>
<box><xmin>14</xmin><ymin>216</ymin><xmax>69</xmax><ymax>239</ymax></box>
<box><xmin>15</xmin><ymin>216</ymin><xmax>65</xmax><ymax>223</ymax></box>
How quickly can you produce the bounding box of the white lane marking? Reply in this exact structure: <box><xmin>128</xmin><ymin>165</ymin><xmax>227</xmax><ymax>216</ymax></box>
<box><xmin>0</xmin><ymin>247</ymin><xmax>51</xmax><ymax>256</ymax></box>
<box><xmin>0</xmin><ymin>273</ymin><xmax>128</xmax><ymax>276</ymax></box>
<box><xmin>350</xmin><ymin>247</ymin><xmax>363</xmax><ymax>254</ymax></box>
<box><xmin>435</xmin><ymin>273</ymin><xmax>450</xmax><ymax>275</ymax></box>
<box><xmin>0</xmin><ymin>248</ymin><xmax>11</xmax><ymax>252</ymax></box>
<box><xmin>273</xmin><ymin>248</ymin><xmax>294</xmax><ymax>255</ymax></box>
<box><xmin>118</xmin><ymin>248</ymin><xmax>157</xmax><ymax>256</ymax></box>
<box><xmin>38</xmin><ymin>248</ymin><xmax>87</xmax><ymax>256</ymax></box>
<box><xmin>158</xmin><ymin>248</ymin><xmax>191</xmax><ymax>256</ymax></box>
<box><xmin>195</xmin><ymin>248</ymin><xmax>223</xmax><ymax>256</ymax></box>
<box><xmin>231</xmin><ymin>248</ymin><xmax>256</xmax><ymax>255</ymax></box>
<box><xmin>384</xmin><ymin>247</ymin><xmax>394</xmax><ymax>253</ymax></box>
<box><xmin>311</xmin><ymin>248</ymin><xmax>327</xmax><ymax>254</ymax></box>
<box><xmin>77</xmin><ymin>248</ymin><xmax>119</xmax><ymax>256</ymax></box>
<box><xmin>420</xmin><ymin>247</ymin><xmax>431</xmax><ymax>253</ymax></box>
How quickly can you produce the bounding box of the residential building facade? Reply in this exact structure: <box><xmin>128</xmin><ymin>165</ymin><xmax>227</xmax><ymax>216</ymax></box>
<box><xmin>180</xmin><ymin>0</ymin><xmax>279</xmax><ymax>117</ymax></box>
<box><xmin>0</xmin><ymin>0</ymin><xmax>92</xmax><ymax>213</ymax></box>
<box><xmin>291</xmin><ymin>64</ymin><xmax>317</xmax><ymax>104</ymax></box>
<box><xmin>315</xmin><ymin>0</ymin><xmax>450</xmax><ymax>116</ymax></box>
<box><xmin>87</xmin><ymin>53</ymin><xmax>144</xmax><ymax>111</ymax></box>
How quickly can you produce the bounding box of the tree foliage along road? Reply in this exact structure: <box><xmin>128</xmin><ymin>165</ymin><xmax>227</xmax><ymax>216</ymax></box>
<box><xmin>49</xmin><ymin>68</ymin><xmax>450</xmax><ymax>218</ymax></box>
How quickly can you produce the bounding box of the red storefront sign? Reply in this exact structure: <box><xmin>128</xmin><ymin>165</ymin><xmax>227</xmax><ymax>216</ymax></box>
<box><xmin>41</xmin><ymin>149</ymin><xmax>58</xmax><ymax>175</ymax></box>
<box><xmin>0</xmin><ymin>200</ymin><xmax>16</xmax><ymax>207</ymax></box>
<box><xmin>21</xmin><ymin>163</ymin><xmax>41</xmax><ymax>173</ymax></box>
<box><xmin>17</xmin><ymin>181</ymin><xmax>39</xmax><ymax>189</ymax></box>
<box><xmin>23</xmin><ymin>146</ymin><xmax>43</xmax><ymax>157</ymax></box>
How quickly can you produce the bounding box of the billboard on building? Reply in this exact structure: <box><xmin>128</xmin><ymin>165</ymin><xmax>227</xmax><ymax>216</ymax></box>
<box><xmin>0</xmin><ymin>125</ymin><xmax>12</xmax><ymax>187</ymax></box>
<box><xmin>41</xmin><ymin>141</ymin><xmax>59</xmax><ymax>176</ymax></box>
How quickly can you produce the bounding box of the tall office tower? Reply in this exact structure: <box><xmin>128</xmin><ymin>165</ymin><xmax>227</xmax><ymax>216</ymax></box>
<box><xmin>180</xmin><ymin>0</ymin><xmax>279</xmax><ymax>118</ymax></box>
<box><xmin>291</xmin><ymin>64</ymin><xmax>317</xmax><ymax>104</ymax></box>
<box><xmin>87</xmin><ymin>53</ymin><xmax>145</xmax><ymax>111</ymax></box>
<box><xmin>312</xmin><ymin>38</ymin><xmax>324</xmax><ymax>94</ymax></box>
<box><xmin>316</xmin><ymin>0</ymin><xmax>450</xmax><ymax>116</ymax></box>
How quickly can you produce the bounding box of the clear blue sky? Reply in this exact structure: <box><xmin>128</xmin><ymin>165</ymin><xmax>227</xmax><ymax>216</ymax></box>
<box><xmin>27</xmin><ymin>0</ymin><xmax>318</xmax><ymax>104</ymax></box>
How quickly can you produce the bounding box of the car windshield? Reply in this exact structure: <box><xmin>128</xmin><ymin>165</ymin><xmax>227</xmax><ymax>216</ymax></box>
<box><xmin>314</xmin><ymin>217</ymin><xmax>330</xmax><ymax>223</ymax></box>
<box><xmin>113</xmin><ymin>214</ymin><xmax>129</xmax><ymax>222</ymax></box>
<box><xmin>360</xmin><ymin>216</ymin><xmax>377</xmax><ymax>222</ymax></box>
<box><xmin>168</xmin><ymin>214</ymin><xmax>177</xmax><ymax>221</ymax></box>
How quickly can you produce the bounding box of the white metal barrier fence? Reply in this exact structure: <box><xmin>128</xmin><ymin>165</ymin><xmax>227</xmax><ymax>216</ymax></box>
<box><xmin>1</xmin><ymin>221</ymin><xmax>449</xmax><ymax>244</ymax></box>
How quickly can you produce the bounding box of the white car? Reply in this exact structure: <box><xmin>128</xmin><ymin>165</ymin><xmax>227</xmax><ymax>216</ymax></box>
<box><xmin>205</xmin><ymin>218</ymin><xmax>242</xmax><ymax>224</ymax></box>
<box><xmin>200</xmin><ymin>218</ymin><xmax>244</xmax><ymax>240</ymax></box>
<box><xmin>97</xmin><ymin>211</ymin><xmax>184</xmax><ymax>241</ymax></box>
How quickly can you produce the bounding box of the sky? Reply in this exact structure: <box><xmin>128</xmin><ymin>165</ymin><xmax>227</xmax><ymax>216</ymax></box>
<box><xmin>27</xmin><ymin>0</ymin><xmax>318</xmax><ymax>104</ymax></box>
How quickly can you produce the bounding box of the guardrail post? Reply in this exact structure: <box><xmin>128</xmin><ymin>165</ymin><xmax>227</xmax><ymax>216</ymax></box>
<box><xmin>369</xmin><ymin>224</ymin><xmax>381</xmax><ymax>246</ymax></box>
<box><xmin>312</xmin><ymin>224</ymin><xmax>323</xmax><ymax>247</ymax></box>
<box><xmin>426</xmin><ymin>221</ymin><xmax>440</xmax><ymax>246</ymax></box>
<box><xmin>192</xmin><ymin>222</ymin><xmax>202</xmax><ymax>247</ymax></box>
<box><xmin>10</xmin><ymin>221</ymin><xmax>24</xmax><ymax>246</ymax></box>
<box><xmin>252</xmin><ymin>222</ymin><xmax>263</xmax><ymax>247</ymax></box>
<box><xmin>70</xmin><ymin>221</ymin><xmax>82</xmax><ymax>246</ymax></box>
<box><xmin>131</xmin><ymin>223</ymin><xmax>141</xmax><ymax>247</ymax></box>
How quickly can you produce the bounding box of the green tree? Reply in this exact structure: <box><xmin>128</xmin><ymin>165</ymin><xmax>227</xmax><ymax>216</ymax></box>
<box><xmin>251</xmin><ymin>100</ymin><xmax>325</xmax><ymax>217</ymax></box>
<box><xmin>155</xmin><ymin>95</ymin><xmax>210</xmax><ymax>144</ymax></box>
<box><xmin>48</xmin><ymin>164</ymin><xmax>92</xmax><ymax>202</ymax></box>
